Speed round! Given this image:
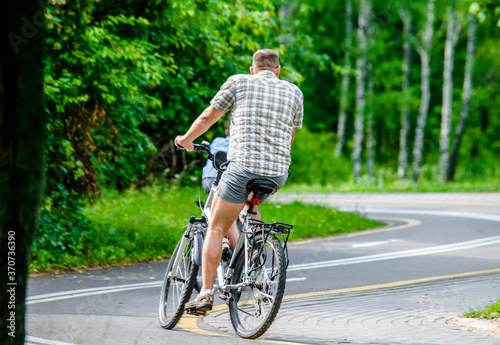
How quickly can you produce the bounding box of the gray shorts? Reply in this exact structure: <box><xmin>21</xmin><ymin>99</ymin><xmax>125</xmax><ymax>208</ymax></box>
<box><xmin>218</xmin><ymin>162</ymin><xmax>288</xmax><ymax>204</ymax></box>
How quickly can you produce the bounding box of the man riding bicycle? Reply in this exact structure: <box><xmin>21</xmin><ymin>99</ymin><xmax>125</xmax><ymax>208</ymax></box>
<box><xmin>175</xmin><ymin>48</ymin><xmax>303</xmax><ymax>313</ymax></box>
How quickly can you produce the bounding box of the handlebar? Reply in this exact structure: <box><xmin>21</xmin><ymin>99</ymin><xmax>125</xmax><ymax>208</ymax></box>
<box><xmin>176</xmin><ymin>140</ymin><xmax>213</xmax><ymax>160</ymax></box>
<box><xmin>193</xmin><ymin>141</ymin><xmax>212</xmax><ymax>159</ymax></box>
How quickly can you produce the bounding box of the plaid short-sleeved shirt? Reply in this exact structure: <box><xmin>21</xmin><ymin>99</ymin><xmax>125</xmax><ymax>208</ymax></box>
<box><xmin>210</xmin><ymin>71</ymin><xmax>304</xmax><ymax>177</ymax></box>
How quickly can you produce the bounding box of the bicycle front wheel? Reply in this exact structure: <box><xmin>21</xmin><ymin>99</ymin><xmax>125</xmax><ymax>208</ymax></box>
<box><xmin>229</xmin><ymin>234</ymin><xmax>287</xmax><ymax>339</ymax></box>
<box><xmin>158</xmin><ymin>237</ymin><xmax>198</xmax><ymax>329</ymax></box>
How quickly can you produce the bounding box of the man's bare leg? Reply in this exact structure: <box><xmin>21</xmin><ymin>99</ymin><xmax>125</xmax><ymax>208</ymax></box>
<box><xmin>227</xmin><ymin>195</ymin><xmax>262</xmax><ymax>249</ymax></box>
<box><xmin>201</xmin><ymin>194</ymin><xmax>245</xmax><ymax>291</ymax></box>
<box><xmin>226</xmin><ymin>221</ymin><xmax>240</xmax><ymax>249</ymax></box>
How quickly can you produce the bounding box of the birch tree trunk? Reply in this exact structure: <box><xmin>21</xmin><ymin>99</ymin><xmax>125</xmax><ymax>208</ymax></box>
<box><xmin>352</xmin><ymin>0</ymin><xmax>370</xmax><ymax>180</ymax></box>
<box><xmin>439</xmin><ymin>6</ymin><xmax>461</xmax><ymax>182</ymax></box>
<box><xmin>0</xmin><ymin>1</ymin><xmax>47</xmax><ymax>344</ymax></box>
<box><xmin>398</xmin><ymin>2</ymin><xmax>412</xmax><ymax>180</ymax></box>
<box><xmin>366</xmin><ymin>61</ymin><xmax>375</xmax><ymax>178</ymax></box>
<box><xmin>448</xmin><ymin>13</ymin><xmax>476</xmax><ymax>181</ymax></box>
<box><xmin>335</xmin><ymin>0</ymin><xmax>353</xmax><ymax>158</ymax></box>
<box><xmin>412</xmin><ymin>0</ymin><xmax>435</xmax><ymax>181</ymax></box>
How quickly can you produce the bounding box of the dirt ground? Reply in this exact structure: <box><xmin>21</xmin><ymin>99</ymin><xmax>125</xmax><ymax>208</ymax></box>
<box><xmin>448</xmin><ymin>317</ymin><xmax>500</xmax><ymax>338</ymax></box>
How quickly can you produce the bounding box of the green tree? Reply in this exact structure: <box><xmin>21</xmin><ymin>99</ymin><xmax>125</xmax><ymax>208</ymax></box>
<box><xmin>298</xmin><ymin>0</ymin><xmax>499</xmax><ymax>184</ymax></box>
<box><xmin>34</xmin><ymin>0</ymin><xmax>320</xmax><ymax>268</ymax></box>
<box><xmin>398</xmin><ymin>1</ymin><xmax>412</xmax><ymax>179</ymax></box>
<box><xmin>448</xmin><ymin>13</ymin><xmax>477</xmax><ymax>181</ymax></box>
<box><xmin>352</xmin><ymin>0</ymin><xmax>371</xmax><ymax>180</ymax></box>
<box><xmin>335</xmin><ymin>0</ymin><xmax>354</xmax><ymax>158</ymax></box>
<box><xmin>412</xmin><ymin>0</ymin><xmax>435</xmax><ymax>181</ymax></box>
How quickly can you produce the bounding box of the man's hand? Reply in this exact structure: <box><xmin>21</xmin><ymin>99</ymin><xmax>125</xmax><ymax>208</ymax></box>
<box><xmin>175</xmin><ymin>135</ymin><xmax>194</xmax><ymax>151</ymax></box>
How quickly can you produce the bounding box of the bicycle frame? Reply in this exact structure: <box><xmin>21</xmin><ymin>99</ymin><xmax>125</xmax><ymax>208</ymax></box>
<box><xmin>162</xmin><ymin>142</ymin><xmax>293</xmax><ymax>338</ymax></box>
<box><xmin>167</xmin><ymin>142</ymin><xmax>291</xmax><ymax>300</ymax></box>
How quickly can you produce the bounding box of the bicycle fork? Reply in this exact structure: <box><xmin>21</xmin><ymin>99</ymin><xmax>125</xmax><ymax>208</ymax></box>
<box><xmin>167</xmin><ymin>226</ymin><xmax>192</xmax><ymax>281</ymax></box>
<box><xmin>169</xmin><ymin>215</ymin><xmax>205</xmax><ymax>280</ymax></box>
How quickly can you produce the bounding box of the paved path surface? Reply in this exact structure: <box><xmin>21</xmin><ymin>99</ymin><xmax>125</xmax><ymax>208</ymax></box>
<box><xmin>273</xmin><ymin>192</ymin><xmax>500</xmax><ymax>216</ymax></box>
<box><xmin>199</xmin><ymin>272</ymin><xmax>500</xmax><ymax>344</ymax></box>
<box><xmin>190</xmin><ymin>192</ymin><xmax>500</xmax><ymax>344</ymax></box>
<box><xmin>26</xmin><ymin>192</ymin><xmax>500</xmax><ymax>345</ymax></box>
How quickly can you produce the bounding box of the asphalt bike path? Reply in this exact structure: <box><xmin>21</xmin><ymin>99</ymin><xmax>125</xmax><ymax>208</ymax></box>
<box><xmin>26</xmin><ymin>193</ymin><xmax>500</xmax><ymax>344</ymax></box>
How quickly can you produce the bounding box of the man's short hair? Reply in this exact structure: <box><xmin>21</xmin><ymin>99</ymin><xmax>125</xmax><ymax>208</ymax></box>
<box><xmin>252</xmin><ymin>49</ymin><xmax>280</xmax><ymax>72</ymax></box>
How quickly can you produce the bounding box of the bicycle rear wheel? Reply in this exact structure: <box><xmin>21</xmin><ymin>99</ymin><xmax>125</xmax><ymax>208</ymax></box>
<box><xmin>229</xmin><ymin>234</ymin><xmax>286</xmax><ymax>339</ymax></box>
<box><xmin>158</xmin><ymin>237</ymin><xmax>198</xmax><ymax>329</ymax></box>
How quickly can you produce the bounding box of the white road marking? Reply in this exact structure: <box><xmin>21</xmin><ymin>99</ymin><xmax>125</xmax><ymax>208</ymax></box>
<box><xmin>352</xmin><ymin>239</ymin><xmax>402</xmax><ymax>248</ymax></box>
<box><xmin>28</xmin><ymin>236</ymin><xmax>500</xmax><ymax>303</ymax></box>
<box><xmin>27</xmin><ymin>210</ymin><xmax>500</xmax><ymax>303</ymax></box>
<box><xmin>288</xmin><ymin>235</ymin><xmax>500</xmax><ymax>272</ymax></box>
<box><xmin>26</xmin><ymin>336</ymin><xmax>76</xmax><ymax>345</ymax></box>
<box><xmin>358</xmin><ymin>208</ymin><xmax>500</xmax><ymax>223</ymax></box>
<box><xmin>27</xmin><ymin>281</ymin><xmax>162</xmax><ymax>304</ymax></box>
<box><xmin>28</xmin><ymin>278</ymin><xmax>307</xmax><ymax>304</ymax></box>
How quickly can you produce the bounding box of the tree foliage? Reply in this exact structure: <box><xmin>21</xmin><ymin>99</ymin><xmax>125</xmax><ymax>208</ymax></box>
<box><xmin>43</xmin><ymin>0</ymin><xmax>314</xmax><ymax>197</ymax></box>
<box><xmin>34</xmin><ymin>0</ymin><xmax>500</xmax><ymax>266</ymax></box>
<box><xmin>36</xmin><ymin>0</ymin><xmax>322</xmax><ymax>264</ymax></box>
<box><xmin>298</xmin><ymin>0</ymin><xmax>500</xmax><ymax>179</ymax></box>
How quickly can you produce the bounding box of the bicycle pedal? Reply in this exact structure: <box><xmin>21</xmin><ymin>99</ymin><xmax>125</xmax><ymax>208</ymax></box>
<box><xmin>185</xmin><ymin>307</ymin><xmax>206</xmax><ymax>316</ymax></box>
<box><xmin>220</xmin><ymin>293</ymin><xmax>232</xmax><ymax>303</ymax></box>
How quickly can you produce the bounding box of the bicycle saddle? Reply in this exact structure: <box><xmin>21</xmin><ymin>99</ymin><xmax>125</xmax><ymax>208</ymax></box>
<box><xmin>246</xmin><ymin>179</ymin><xmax>279</xmax><ymax>197</ymax></box>
<box><xmin>212</xmin><ymin>151</ymin><xmax>229</xmax><ymax>172</ymax></box>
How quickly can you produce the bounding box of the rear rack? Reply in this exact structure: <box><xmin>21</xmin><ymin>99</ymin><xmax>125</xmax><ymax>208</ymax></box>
<box><xmin>245</xmin><ymin>221</ymin><xmax>294</xmax><ymax>269</ymax></box>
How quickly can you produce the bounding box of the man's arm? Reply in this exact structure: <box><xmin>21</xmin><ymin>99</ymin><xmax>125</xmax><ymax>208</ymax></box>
<box><xmin>291</xmin><ymin>88</ymin><xmax>303</xmax><ymax>148</ymax></box>
<box><xmin>175</xmin><ymin>105</ymin><xmax>225</xmax><ymax>151</ymax></box>
<box><xmin>291</xmin><ymin>130</ymin><xmax>297</xmax><ymax>147</ymax></box>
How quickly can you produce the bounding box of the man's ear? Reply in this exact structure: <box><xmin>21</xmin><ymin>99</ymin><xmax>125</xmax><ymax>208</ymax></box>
<box><xmin>275</xmin><ymin>65</ymin><xmax>280</xmax><ymax>77</ymax></box>
<box><xmin>250</xmin><ymin>66</ymin><xmax>254</xmax><ymax>75</ymax></box>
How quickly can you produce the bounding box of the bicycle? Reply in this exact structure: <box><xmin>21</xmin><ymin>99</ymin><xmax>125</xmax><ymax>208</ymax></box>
<box><xmin>158</xmin><ymin>141</ymin><xmax>293</xmax><ymax>339</ymax></box>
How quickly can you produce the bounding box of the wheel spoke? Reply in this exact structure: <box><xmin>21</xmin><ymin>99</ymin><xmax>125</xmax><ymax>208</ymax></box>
<box><xmin>159</xmin><ymin>238</ymin><xmax>199</xmax><ymax>329</ymax></box>
<box><xmin>237</xmin><ymin>306</ymin><xmax>254</xmax><ymax>317</ymax></box>
<box><xmin>229</xmin><ymin>234</ymin><xmax>286</xmax><ymax>339</ymax></box>
<box><xmin>256</xmin><ymin>290</ymin><xmax>274</xmax><ymax>301</ymax></box>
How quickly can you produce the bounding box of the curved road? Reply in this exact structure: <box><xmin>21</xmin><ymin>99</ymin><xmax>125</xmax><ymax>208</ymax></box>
<box><xmin>26</xmin><ymin>192</ymin><xmax>500</xmax><ymax>345</ymax></box>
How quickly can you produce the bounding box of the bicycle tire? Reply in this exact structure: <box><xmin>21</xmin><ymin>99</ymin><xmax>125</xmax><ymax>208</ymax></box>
<box><xmin>229</xmin><ymin>234</ymin><xmax>286</xmax><ymax>339</ymax></box>
<box><xmin>158</xmin><ymin>237</ymin><xmax>199</xmax><ymax>329</ymax></box>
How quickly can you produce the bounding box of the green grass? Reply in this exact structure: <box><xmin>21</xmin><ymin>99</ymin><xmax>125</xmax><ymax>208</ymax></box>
<box><xmin>82</xmin><ymin>184</ymin><xmax>204</xmax><ymax>261</ymax></box>
<box><xmin>464</xmin><ymin>299</ymin><xmax>500</xmax><ymax>320</ymax></box>
<box><xmin>281</xmin><ymin>178</ymin><xmax>500</xmax><ymax>194</ymax></box>
<box><xmin>32</xmin><ymin>171</ymin><xmax>498</xmax><ymax>272</ymax></box>
<box><xmin>30</xmin><ymin>183</ymin><xmax>384</xmax><ymax>272</ymax></box>
<box><xmin>83</xmin><ymin>184</ymin><xmax>384</xmax><ymax>256</ymax></box>
<box><xmin>261</xmin><ymin>201</ymin><xmax>384</xmax><ymax>240</ymax></box>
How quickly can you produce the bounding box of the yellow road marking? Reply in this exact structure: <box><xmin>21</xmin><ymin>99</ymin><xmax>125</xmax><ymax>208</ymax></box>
<box><xmin>177</xmin><ymin>315</ymin><xmax>227</xmax><ymax>337</ymax></box>
<box><xmin>284</xmin><ymin>267</ymin><xmax>500</xmax><ymax>301</ymax></box>
<box><xmin>177</xmin><ymin>305</ymin><xmax>305</xmax><ymax>344</ymax></box>
<box><xmin>177</xmin><ymin>217</ymin><xmax>421</xmax><ymax>342</ymax></box>
<box><xmin>288</xmin><ymin>217</ymin><xmax>421</xmax><ymax>246</ymax></box>
<box><xmin>177</xmin><ymin>215</ymin><xmax>499</xmax><ymax>341</ymax></box>
<box><xmin>178</xmin><ymin>267</ymin><xmax>500</xmax><ymax>341</ymax></box>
